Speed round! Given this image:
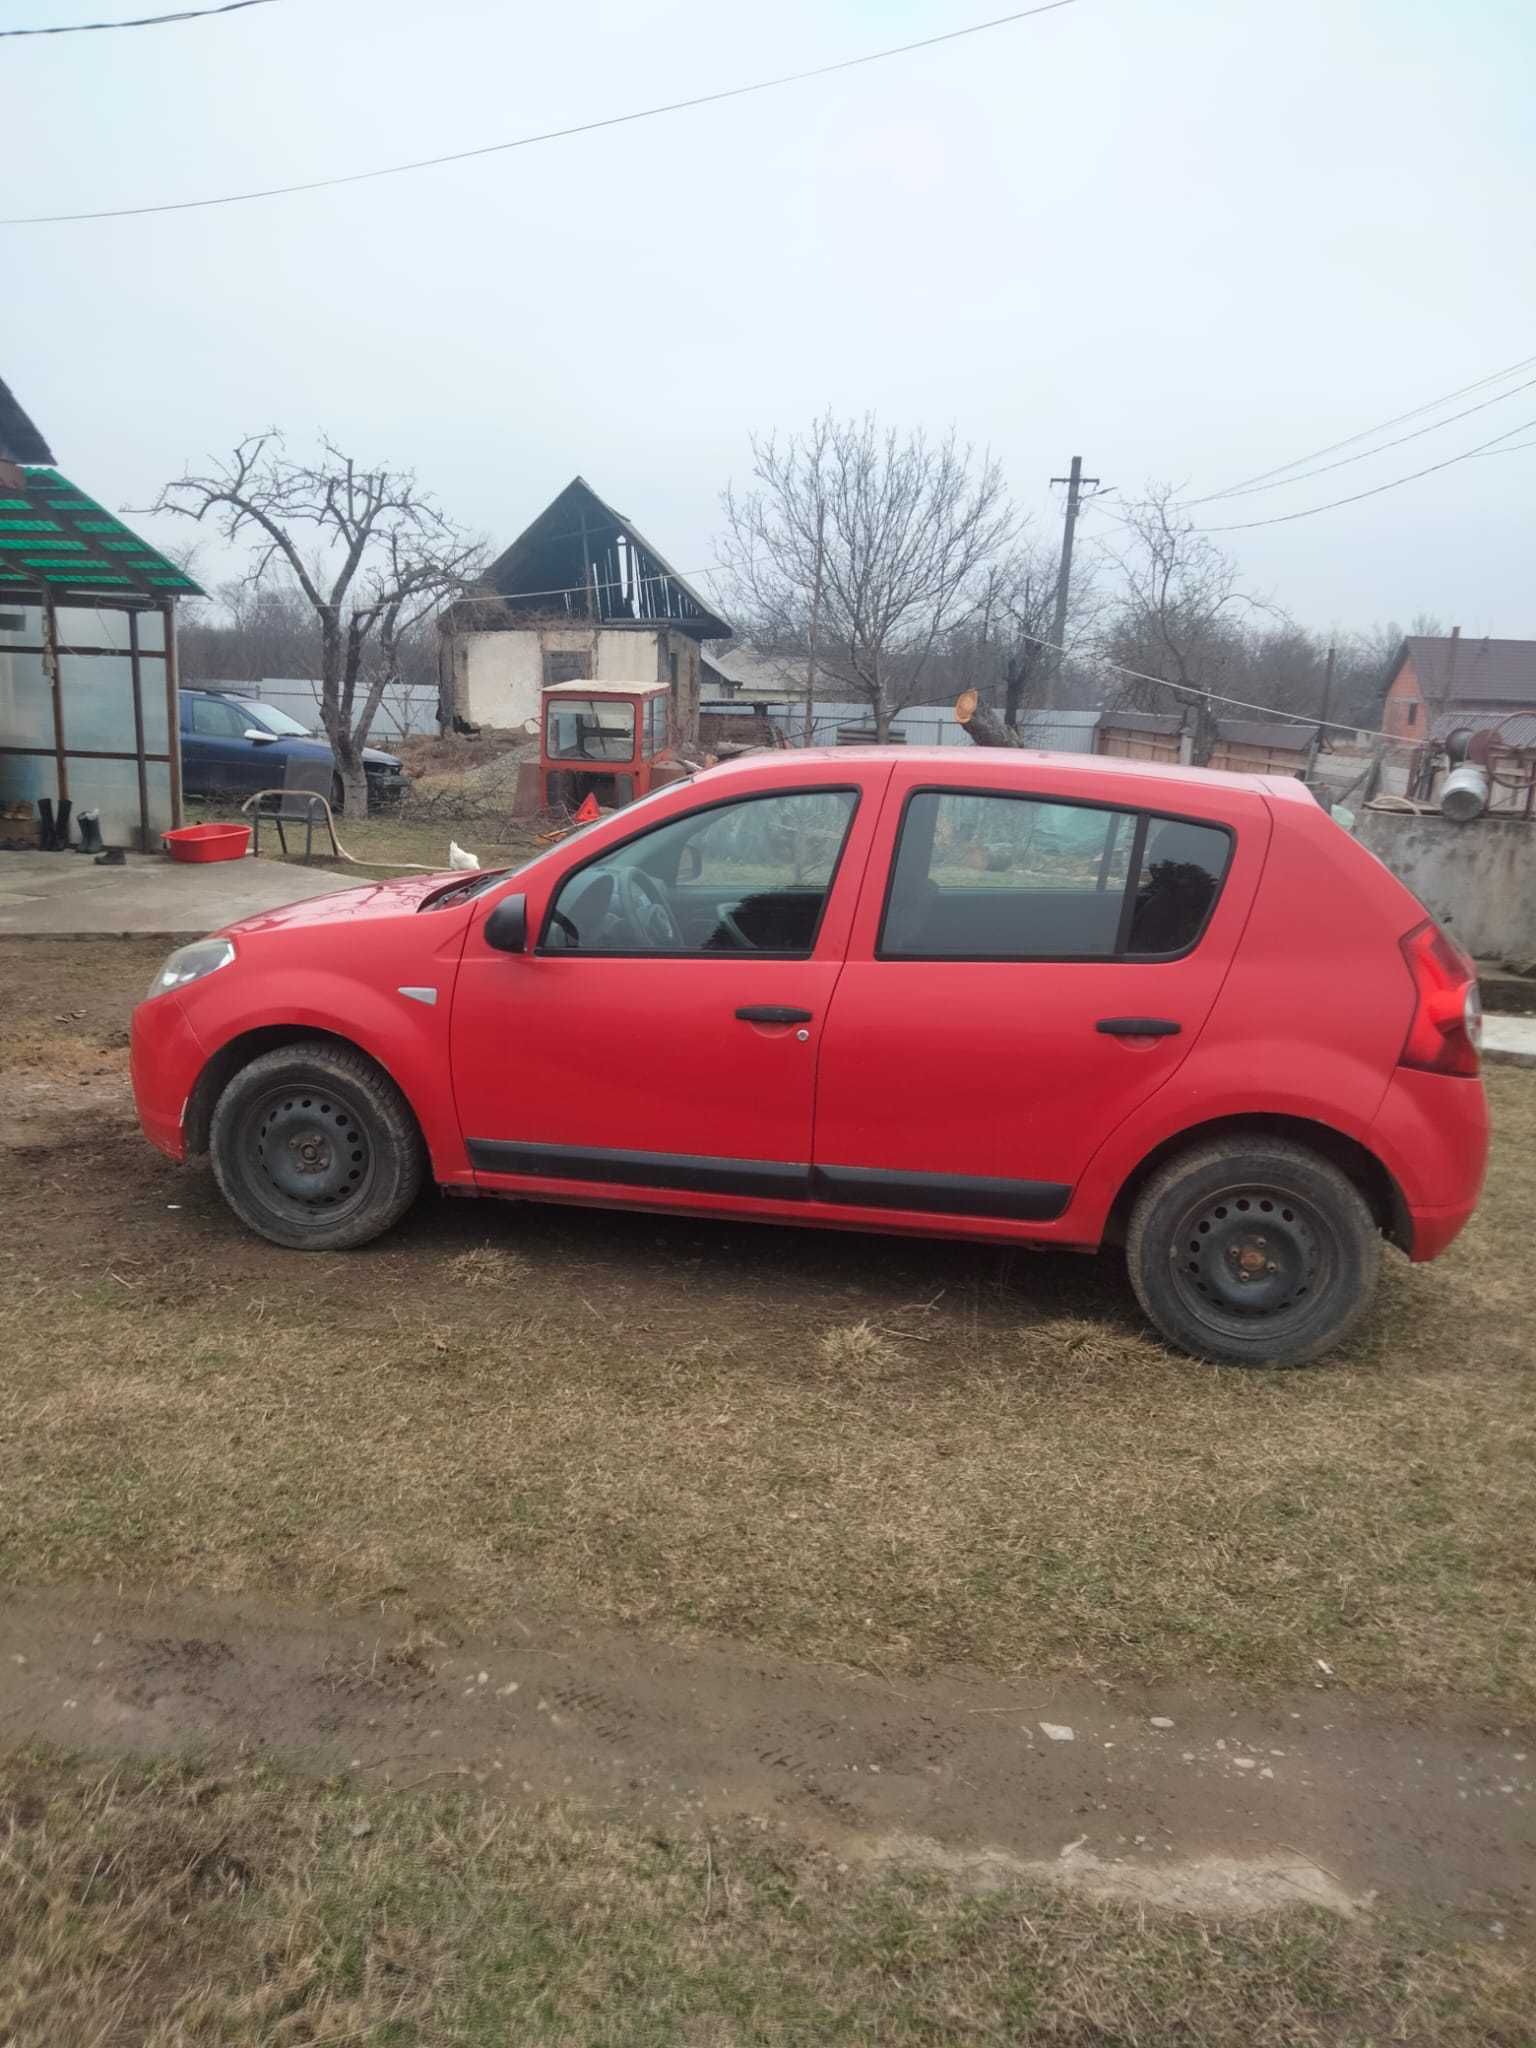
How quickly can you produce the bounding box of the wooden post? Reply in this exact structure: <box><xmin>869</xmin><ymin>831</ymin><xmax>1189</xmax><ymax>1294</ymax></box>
<box><xmin>162</xmin><ymin>598</ymin><xmax>184</xmax><ymax>828</ymax></box>
<box><xmin>128</xmin><ymin>606</ymin><xmax>150</xmax><ymax>851</ymax></box>
<box><xmin>41</xmin><ymin>591</ymin><xmax>68</xmax><ymax>802</ymax></box>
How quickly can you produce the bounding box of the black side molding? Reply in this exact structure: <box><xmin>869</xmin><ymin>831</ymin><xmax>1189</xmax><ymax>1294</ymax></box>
<box><xmin>813</xmin><ymin>1164</ymin><xmax>1071</xmax><ymax>1222</ymax></box>
<box><xmin>468</xmin><ymin>1140</ymin><xmax>1071</xmax><ymax>1223</ymax></box>
<box><xmin>468</xmin><ymin>1138</ymin><xmax>809</xmax><ymax>1200</ymax></box>
<box><xmin>1095</xmin><ymin>1016</ymin><xmax>1181</xmax><ymax>1038</ymax></box>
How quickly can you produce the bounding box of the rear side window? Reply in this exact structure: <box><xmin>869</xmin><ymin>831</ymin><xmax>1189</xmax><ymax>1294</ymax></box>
<box><xmin>1125</xmin><ymin>815</ymin><xmax>1231</xmax><ymax>955</ymax></box>
<box><xmin>879</xmin><ymin>791</ymin><xmax>1230</xmax><ymax>961</ymax></box>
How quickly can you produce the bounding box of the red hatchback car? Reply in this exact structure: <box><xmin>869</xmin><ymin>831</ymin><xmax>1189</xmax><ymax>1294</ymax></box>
<box><xmin>132</xmin><ymin>749</ymin><xmax>1488</xmax><ymax>1366</ymax></box>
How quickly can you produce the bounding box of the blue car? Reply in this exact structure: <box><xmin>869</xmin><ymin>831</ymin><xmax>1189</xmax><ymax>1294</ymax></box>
<box><xmin>179</xmin><ymin>689</ymin><xmax>406</xmax><ymax>812</ymax></box>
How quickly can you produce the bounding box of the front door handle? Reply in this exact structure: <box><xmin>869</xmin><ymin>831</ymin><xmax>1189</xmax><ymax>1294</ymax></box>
<box><xmin>735</xmin><ymin>1005</ymin><xmax>813</xmax><ymax>1025</ymax></box>
<box><xmin>1096</xmin><ymin>1016</ymin><xmax>1181</xmax><ymax>1038</ymax></box>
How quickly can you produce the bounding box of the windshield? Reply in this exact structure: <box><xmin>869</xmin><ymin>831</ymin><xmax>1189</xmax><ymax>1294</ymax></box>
<box><xmin>545</xmin><ymin>698</ymin><xmax>636</xmax><ymax>762</ymax></box>
<box><xmin>246</xmin><ymin>702</ymin><xmax>315</xmax><ymax>737</ymax></box>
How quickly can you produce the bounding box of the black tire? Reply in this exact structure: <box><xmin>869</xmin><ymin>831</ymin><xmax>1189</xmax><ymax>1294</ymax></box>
<box><xmin>1125</xmin><ymin>1137</ymin><xmax>1381</xmax><ymax>1368</ymax></box>
<box><xmin>209</xmin><ymin>1041</ymin><xmax>425</xmax><ymax>1251</ymax></box>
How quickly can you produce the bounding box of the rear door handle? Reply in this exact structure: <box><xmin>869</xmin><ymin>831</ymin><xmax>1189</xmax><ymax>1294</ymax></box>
<box><xmin>735</xmin><ymin>1005</ymin><xmax>813</xmax><ymax>1025</ymax></box>
<box><xmin>1096</xmin><ymin>1016</ymin><xmax>1181</xmax><ymax>1038</ymax></box>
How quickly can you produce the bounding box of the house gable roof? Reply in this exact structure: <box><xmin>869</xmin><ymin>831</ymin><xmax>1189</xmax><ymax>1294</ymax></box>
<box><xmin>0</xmin><ymin>376</ymin><xmax>53</xmax><ymax>466</ymax></box>
<box><xmin>1394</xmin><ymin>634</ymin><xmax>1536</xmax><ymax>708</ymax></box>
<box><xmin>483</xmin><ymin>476</ymin><xmax>730</xmax><ymax>641</ymax></box>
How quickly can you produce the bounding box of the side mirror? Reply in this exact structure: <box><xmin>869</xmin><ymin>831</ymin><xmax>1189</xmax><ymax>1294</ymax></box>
<box><xmin>484</xmin><ymin>893</ymin><xmax>528</xmax><ymax>954</ymax></box>
<box><xmin>243</xmin><ymin>728</ymin><xmax>278</xmax><ymax>744</ymax></box>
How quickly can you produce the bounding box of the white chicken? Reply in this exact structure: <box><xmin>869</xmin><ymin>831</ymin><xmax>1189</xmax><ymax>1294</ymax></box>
<box><xmin>447</xmin><ymin>840</ymin><xmax>480</xmax><ymax>871</ymax></box>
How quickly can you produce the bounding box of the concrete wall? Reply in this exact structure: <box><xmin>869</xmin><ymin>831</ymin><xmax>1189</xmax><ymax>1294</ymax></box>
<box><xmin>453</xmin><ymin>624</ymin><xmax>668</xmax><ymax>731</ymax></box>
<box><xmin>1355</xmin><ymin>808</ymin><xmax>1536</xmax><ymax>961</ymax></box>
<box><xmin>450</xmin><ymin>622</ymin><xmax>709</xmax><ymax>741</ymax></box>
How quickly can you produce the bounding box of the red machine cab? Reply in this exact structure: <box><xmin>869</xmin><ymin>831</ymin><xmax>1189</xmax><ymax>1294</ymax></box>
<box><xmin>537</xmin><ymin>679</ymin><xmax>685</xmax><ymax>814</ymax></box>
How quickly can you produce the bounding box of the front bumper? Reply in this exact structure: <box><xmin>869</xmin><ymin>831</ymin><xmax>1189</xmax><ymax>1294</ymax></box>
<box><xmin>365</xmin><ymin>767</ymin><xmax>409</xmax><ymax>804</ymax></box>
<box><xmin>129</xmin><ymin>992</ymin><xmax>207</xmax><ymax>1163</ymax></box>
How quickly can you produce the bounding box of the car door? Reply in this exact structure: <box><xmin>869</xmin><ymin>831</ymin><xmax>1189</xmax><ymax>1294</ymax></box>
<box><xmin>182</xmin><ymin>695</ymin><xmax>267</xmax><ymax>796</ymax></box>
<box><xmin>811</xmin><ymin>765</ymin><xmax>1268</xmax><ymax>1222</ymax></box>
<box><xmin>450</xmin><ymin>773</ymin><xmax>887</xmax><ymax>1206</ymax></box>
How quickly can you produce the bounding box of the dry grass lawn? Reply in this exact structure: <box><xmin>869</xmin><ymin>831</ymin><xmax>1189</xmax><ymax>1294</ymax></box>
<box><xmin>1</xmin><ymin>938</ymin><xmax>1534</xmax><ymax>1708</ymax></box>
<box><xmin>2</xmin><ymin>1749</ymin><xmax>1529</xmax><ymax>2047</ymax></box>
<box><xmin>182</xmin><ymin>794</ymin><xmax>546</xmax><ymax>878</ymax></box>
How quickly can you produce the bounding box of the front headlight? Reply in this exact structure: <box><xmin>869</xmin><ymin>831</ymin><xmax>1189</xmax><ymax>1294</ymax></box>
<box><xmin>146</xmin><ymin>937</ymin><xmax>236</xmax><ymax>1001</ymax></box>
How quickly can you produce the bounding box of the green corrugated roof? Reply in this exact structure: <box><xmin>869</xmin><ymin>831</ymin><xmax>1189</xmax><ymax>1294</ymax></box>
<box><xmin>0</xmin><ymin>467</ymin><xmax>201</xmax><ymax>600</ymax></box>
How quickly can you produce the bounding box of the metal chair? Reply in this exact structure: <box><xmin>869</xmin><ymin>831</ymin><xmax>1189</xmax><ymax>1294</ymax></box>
<box><xmin>241</xmin><ymin>756</ymin><xmax>341</xmax><ymax>863</ymax></box>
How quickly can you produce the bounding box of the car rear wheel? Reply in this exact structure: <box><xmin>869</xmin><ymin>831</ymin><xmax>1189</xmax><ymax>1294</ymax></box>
<box><xmin>1125</xmin><ymin>1137</ymin><xmax>1381</xmax><ymax>1367</ymax></box>
<box><xmin>209</xmin><ymin>1042</ymin><xmax>425</xmax><ymax>1250</ymax></box>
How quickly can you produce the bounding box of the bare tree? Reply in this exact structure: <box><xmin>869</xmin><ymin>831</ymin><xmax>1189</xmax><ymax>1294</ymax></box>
<box><xmin>966</xmin><ymin>538</ymin><xmax>1084</xmax><ymax>726</ymax></box>
<box><xmin>721</xmin><ymin>414</ymin><xmax>1016</xmax><ymax>740</ymax></box>
<box><xmin>148</xmin><ymin>433</ymin><xmax>480</xmax><ymax>813</ymax></box>
<box><xmin>1102</xmin><ymin>485</ymin><xmax>1269</xmax><ymax>764</ymax></box>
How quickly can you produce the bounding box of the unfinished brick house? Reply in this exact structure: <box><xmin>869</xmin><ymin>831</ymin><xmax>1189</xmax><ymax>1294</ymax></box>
<box><xmin>439</xmin><ymin>477</ymin><xmax>731</xmax><ymax>745</ymax></box>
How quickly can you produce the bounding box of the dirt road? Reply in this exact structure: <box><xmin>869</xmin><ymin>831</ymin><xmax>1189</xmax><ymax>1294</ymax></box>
<box><xmin>1</xmin><ymin>1588</ymin><xmax>1529</xmax><ymax>1928</ymax></box>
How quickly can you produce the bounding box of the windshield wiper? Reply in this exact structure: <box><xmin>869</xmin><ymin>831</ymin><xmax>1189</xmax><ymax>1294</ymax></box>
<box><xmin>419</xmin><ymin>868</ymin><xmax>512</xmax><ymax>910</ymax></box>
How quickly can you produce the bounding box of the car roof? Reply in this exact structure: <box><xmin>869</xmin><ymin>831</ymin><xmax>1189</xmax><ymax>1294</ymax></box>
<box><xmin>699</xmin><ymin>744</ymin><xmax>1295</xmax><ymax>808</ymax></box>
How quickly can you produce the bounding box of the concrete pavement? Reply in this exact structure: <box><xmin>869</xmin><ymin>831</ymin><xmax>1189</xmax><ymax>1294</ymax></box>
<box><xmin>1483</xmin><ymin>1013</ymin><xmax>1536</xmax><ymax>1067</ymax></box>
<box><xmin>0</xmin><ymin>849</ymin><xmax>353</xmax><ymax>938</ymax></box>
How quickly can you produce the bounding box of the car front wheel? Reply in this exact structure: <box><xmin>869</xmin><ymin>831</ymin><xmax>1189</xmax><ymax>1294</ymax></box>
<box><xmin>1125</xmin><ymin>1137</ymin><xmax>1381</xmax><ymax>1367</ymax></box>
<box><xmin>209</xmin><ymin>1042</ymin><xmax>425</xmax><ymax>1250</ymax></box>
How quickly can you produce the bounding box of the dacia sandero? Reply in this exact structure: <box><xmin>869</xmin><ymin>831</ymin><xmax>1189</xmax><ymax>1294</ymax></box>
<box><xmin>132</xmin><ymin>749</ymin><xmax>1488</xmax><ymax>1366</ymax></box>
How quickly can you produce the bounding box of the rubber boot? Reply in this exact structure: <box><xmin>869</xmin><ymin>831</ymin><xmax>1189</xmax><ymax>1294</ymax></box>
<box><xmin>37</xmin><ymin>797</ymin><xmax>54</xmax><ymax>849</ymax></box>
<box><xmin>75</xmin><ymin>809</ymin><xmax>104</xmax><ymax>856</ymax></box>
<box><xmin>52</xmin><ymin>798</ymin><xmax>72</xmax><ymax>851</ymax></box>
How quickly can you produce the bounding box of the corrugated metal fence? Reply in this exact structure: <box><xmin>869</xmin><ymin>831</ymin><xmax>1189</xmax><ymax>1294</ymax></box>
<box><xmin>709</xmin><ymin>701</ymin><xmax>1102</xmax><ymax>752</ymax></box>
<box><xmin>199</xmin><ymin>678</ymin><xmax>441</xmax><ymax>739</ymax></box>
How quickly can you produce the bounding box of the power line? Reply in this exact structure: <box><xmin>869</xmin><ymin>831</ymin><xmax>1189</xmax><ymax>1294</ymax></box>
<box><xmin>1184</xmin><ymin>347</ymin><xmax>1536</xmax><ymax>507</ymax></box>
<box><xmin>1194</xmin><ymin>418</ymin><xmax>1536</xmax><ymax>533</ymax></box>
<box><xmin>1184</xmin><ymin>372</ymin><xmax>1536</xmax><ymax>504</ymax></box>
<box><xmin>0</xmin><ymin>0</ymin><xmax>275</xmax><ymax>37</ymax></box>
<box><xmin>0</xmin><ymin>0</ymin><xmax>1078</xmax><ymax>226</ymax></box>
<box><xmin>1005</xmin><ymin>623</ymin><xmax>1396</xmax><ymax>742</ymax></box>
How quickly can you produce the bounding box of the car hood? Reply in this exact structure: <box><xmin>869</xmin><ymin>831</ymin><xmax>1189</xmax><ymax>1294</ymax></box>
<box><xmin>275</xmin><ymin>737</ymin><xmax>401</xmax><ymax>770</ymax></box>
<box><xmin>222</xmin><ymin>870</ymin><xmax>458</xmax><ymax>936</ymax></box>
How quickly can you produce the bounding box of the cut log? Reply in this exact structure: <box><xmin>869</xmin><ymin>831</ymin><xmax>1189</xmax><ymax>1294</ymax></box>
<box><xmin>954</xmin><ymin>690</ymin><xmax>1022</xmax><ymax>749</ymax></box>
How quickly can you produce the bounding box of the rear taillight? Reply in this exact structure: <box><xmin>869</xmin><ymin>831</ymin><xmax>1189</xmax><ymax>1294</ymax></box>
<box><xmin>1399</xmin><ymin>921</ymin><xmax>1482</xmax><ymax>1077</ymax></box>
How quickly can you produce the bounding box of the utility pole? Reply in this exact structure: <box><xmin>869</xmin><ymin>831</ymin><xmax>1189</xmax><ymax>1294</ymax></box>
<box><xmin>1318</xmin><ymin>641</ymin><xmax>1336</xmax><ymax>733</ymax></box>
<box><xmin>1046</xmin><ymin>456</ymin><xmax>1098</xmax><ymax>709</ymax></box>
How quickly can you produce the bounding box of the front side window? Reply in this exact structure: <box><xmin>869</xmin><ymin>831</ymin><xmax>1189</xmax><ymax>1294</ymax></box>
<box><xmin>246</xmin><ymin>701</ymin><xmax>313</xmax><ymax>737</ymax></box>
<box><xmin>545</xmin><ymin>788</ymin><xmax>858</xmax><ymax>956</ymax></box>
<box><xmin>545</xmin><ymin>697</ymin><xmax>636</xmax><ymax>763</ymax></box>
<box><xmin>880</xmin><ymin>790</ymin><xmax>1229</xmax><ymax>960</ymax></box>
<box><xmin>189</xmin><ymin>697</ymin><xmax>246</xmax><ymax>738</ymax></box>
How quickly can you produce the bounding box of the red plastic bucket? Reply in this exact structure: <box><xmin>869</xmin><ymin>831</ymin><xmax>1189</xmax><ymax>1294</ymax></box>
<box><xmin>163</xmin><ymin>823</ymin><xmax>251</xmax><ymax>864</ymax></box>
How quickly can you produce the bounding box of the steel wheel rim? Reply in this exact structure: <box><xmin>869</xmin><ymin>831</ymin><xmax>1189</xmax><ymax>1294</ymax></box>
<box><xmin>1167</xmin><ymin>1181</ymin><xmax>1335</xmax><ymax>1337</ymax></box>
<box><xmin>239</xmin><ymin>1082</ymin><xmax>376</xmax><ymax>1224</ymax></box>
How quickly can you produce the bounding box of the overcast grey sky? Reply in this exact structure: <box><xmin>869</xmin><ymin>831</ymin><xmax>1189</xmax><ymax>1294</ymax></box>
<box><xmin>7</xmin><ymin>0</ymin><xmax>1533</xmax><ymax>640</ymax></box>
